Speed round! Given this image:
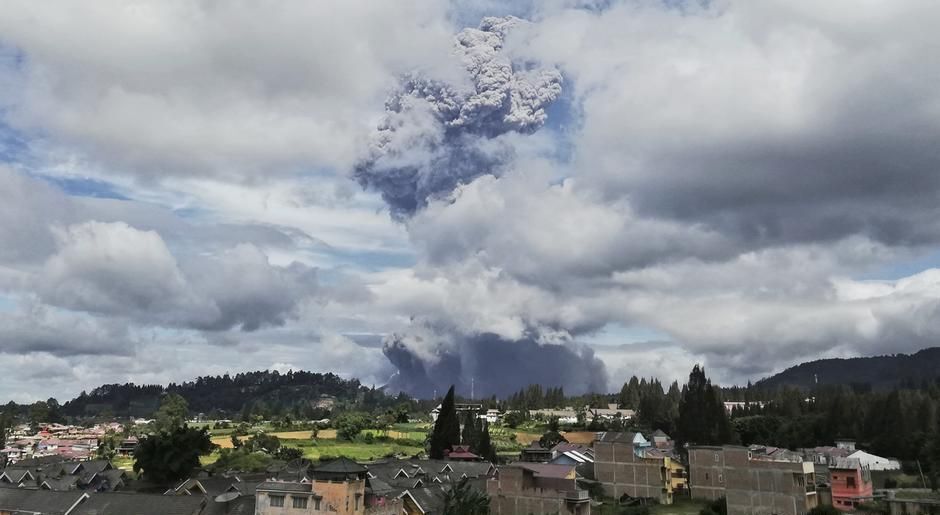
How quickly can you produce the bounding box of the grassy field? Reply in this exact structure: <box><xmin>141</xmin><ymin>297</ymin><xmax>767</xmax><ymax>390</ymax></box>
<box><xmin>112</xmin><ymin>456</ymin><xmax>134</xmax><ymax>471</ymax></box>
<box><xmin>197</xmin><ymin>419</ymin><xmax>549</xmax><ymax>463</ymax></box>
<box><xmin>288</xmin><ymin>439</ymin><xmax>423</xmax><ymax>461</ymax></box>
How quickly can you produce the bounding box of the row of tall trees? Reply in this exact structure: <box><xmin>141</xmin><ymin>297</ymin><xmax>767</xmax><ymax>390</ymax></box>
<box><xmin>505</xmin><ymin>385</ymin><xmax>567</xmax><ymax>409</ymax></box>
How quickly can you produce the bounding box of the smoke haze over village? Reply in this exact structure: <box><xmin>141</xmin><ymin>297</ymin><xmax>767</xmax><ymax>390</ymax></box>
<box><xmin>3</xmin><ymin>0</ymin><xmax>940</xmax><ymax>401</ymax></box>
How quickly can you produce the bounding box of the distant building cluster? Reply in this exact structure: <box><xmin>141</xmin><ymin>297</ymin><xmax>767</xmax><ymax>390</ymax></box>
<box><xmin>0</xmin><ymin>414</ymin><xmax>923</xmax><ymax>515</ymax></box>
<box><xmin>1</xmin><ymin>423</ymin><xmax>131</xmax><ymax>463</ymax></box>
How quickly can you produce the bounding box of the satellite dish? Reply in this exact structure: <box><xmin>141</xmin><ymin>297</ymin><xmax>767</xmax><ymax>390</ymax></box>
<box><xmin>215</xmin><ymin>491</ymin><xmax>240</xmax><ymax>503</ymax></box>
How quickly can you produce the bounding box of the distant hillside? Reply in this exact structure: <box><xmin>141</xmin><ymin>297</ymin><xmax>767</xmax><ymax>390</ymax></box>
<box><xmin>61</xmin><ymin>370</ymin><xmax>399</xmax><ymax>419</ymax></box>
<box><xmin>754</xmin><ymin>347</ymin><xmax>940</xmax><ymax>391</ymax></box>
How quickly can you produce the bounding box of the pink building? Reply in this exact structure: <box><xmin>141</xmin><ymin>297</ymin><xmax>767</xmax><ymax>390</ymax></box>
<box><xmin>829</xmin><ymin>457</ymin><xmax>873</xmax><ymax>511</ymax></box>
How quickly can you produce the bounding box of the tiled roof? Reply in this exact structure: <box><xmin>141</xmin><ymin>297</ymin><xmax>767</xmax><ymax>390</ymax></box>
<box><xmin>0</xmin><ymin>489</ymin><xmax>87</xmax><ymax>515</ymax></box>
<box><xmin>201</xmin><ymin>494</ymin><xmax>255</xmax><ymax>515</ymax></box>
<box><xmin>596</xmin><ymin>431</ymin><xmax>638</xmax><ymax>443</ymax></box>
<box><xmin>514</xmin><ymin>463</ymin><xmax>575</xmax><ymax>479</ymax></box>
<box><xmin>256</xmin><ymin>481</ymin><xmax>314</xmax><ymax>493</ymax></box>
<box><xmin>402</xmin><ymin>486</ymin><xmax>447</xmax><ymax>514</ymax></box>
<box><xmin>315</xmin><ymin>457</ymin><xmax>367</xmax><ymax>474</ymax></box>
<box><xmin>70</xmin><ymin>492</ymin><xmax>205</xmax><ymax>515</ymax></box>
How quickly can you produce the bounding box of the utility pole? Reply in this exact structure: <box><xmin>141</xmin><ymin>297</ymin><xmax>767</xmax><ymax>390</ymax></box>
<box><xmin>471</xmin><ymin>377</ymin><xmax>475</xmax><ymax>401</ymax></box>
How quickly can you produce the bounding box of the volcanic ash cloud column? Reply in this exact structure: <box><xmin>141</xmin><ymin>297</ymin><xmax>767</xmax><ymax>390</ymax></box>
<box><xmin>354</xmin><ymin>16</ymin><xmax>603</xmax><ymax>398</ymax></box>
<box><xmin>354</xmin><ymin>16</ymin><xmax>563</xmax><ymax>218</ymax></box>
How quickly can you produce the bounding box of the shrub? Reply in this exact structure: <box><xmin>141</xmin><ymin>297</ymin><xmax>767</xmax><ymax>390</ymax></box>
<box><xmin>808</xmin><ymin>505</ymin><xmax>841</xmax><ymax>515</ymax></box>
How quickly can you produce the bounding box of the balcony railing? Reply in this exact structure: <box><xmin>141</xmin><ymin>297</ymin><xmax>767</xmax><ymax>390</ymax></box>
<box><xmin>565</xmin><ymin>490</ymin><xmax>590</xmax><ymax>502</ymax></box>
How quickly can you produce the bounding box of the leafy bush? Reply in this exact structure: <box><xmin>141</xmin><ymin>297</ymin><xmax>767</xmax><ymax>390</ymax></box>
<box><xmin>274</xmin><ymin>447</ymin><xmax>304</xmax><ymax>461</ymax></box>
<box><xmin>133</xmin><ymin>426</ymin><xmax>215</xmax><ymax>483</ymax></box>
<box><xmin>210</xmin><ymin>448</ymin><xmax>273</xmax><ymax>473</ymax></box>
<box><xmin>333</xmin><ymin>412</ymin><xmax>369</xmax><ymax>441</ymax></box>
<box><xmin>699</xmin><ymin>497</ymin><xmax>727</xmax><ymax>515</ymax></box>
<box><xmin>808</xmin><ymin>505</ymin><xmax>841</xmax><ymax>515</ymax></box>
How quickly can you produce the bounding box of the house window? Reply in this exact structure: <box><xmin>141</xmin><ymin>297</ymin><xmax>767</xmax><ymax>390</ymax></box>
<box><xmin>705</xmin><ymin>473</ymin><xmax>710</xmax><ymax>481</ymax></box>
<box><xmin>718</xmin><ymin>474</ymin><xmax>724</xmax><ymax>484</ymax></box>
<box><xmin>270</xmin><ymin>495</ymin><xmax>285</xmax><ymax>507</ymax></box>
<box><xmin>293</xmin><ymin>497</ymin><xmax>308</xmax><ymax>509</ymax></box>
<box><xmin>714</xmin><ymin>453</ymin><xmax>720</xmax><ymax>463</ymax></box>
<box><xmin>847</xmin><ymin>476</ymin><xmax>856</xmax><ymax>488</ymax></box>
<box><xmin>314</xmin><ymin>499</ymin><xmax>321</xmax><ymax>510</ymax></box>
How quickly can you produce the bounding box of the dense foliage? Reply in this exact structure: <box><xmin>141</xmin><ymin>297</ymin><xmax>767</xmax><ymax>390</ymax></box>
<box><xmin>133</xmin><ymin>426</ymin><xmax>215</xmax><ymax>483</ymax></box>
<box><xmin>676</xmin><ymin>366</ymin><xmax>736</xmax><ymax>449</ymax></box>
<box><xmin>698</xmin><ymin>497</ymin><xmax>727</xmax><ymax>515</ymax></box>
<box><xmin>442</xmin><ymin>477</ymin><xmax>490</xmax><ymax>515</ymax></box>
<box><xmin>59</xmin><ymin>370</ymin><xmax>413</xmax><ymax>419</ymax></box>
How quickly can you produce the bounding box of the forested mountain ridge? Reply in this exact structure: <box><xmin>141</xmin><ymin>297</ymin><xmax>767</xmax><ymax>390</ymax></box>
<box><xmin>61</xmin><ymin>370</ymin><xmax>404</xmax><ymax>419</ymax></box>
<box><xmin>754</xmin><ymin>347</ymin><xmax>940</xmax><ymax>391</ymax></box>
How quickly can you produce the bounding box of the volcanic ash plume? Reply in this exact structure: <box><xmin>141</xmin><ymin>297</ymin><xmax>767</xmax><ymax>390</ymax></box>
<box><xmin>382</xmin><ymin>330</ymin><xmax>608</xmax><ymax>398</ymax></box>
<box><xmin>354</xmin><ymin>16</ymin><xmax>563</xmax><ymax>218</ymax></box>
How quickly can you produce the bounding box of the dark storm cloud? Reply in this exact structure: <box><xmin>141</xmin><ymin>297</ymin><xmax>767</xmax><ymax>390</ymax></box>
<box><xmin>354</xmin><ymin>16</ymin><xmax>562</xmax><ymax>218</ymax></box>
<box><xmin>612</xmin><ymin>132</ymin><xmax>940</xmax><ymax>250</ymax></box>
<box><xmin>553</xmin><ymin>0</ymin><xmax>940</xmax><ymax>256</ymax></box>
<box><xmin>0</xmin><ymin>310</ymin><xmax>134</xmax><ymax>358</ymax></box>
<box><xmin>382</xmin><ymin>331</ymin><xmax>608</xmax><ymax>398</ymax></box>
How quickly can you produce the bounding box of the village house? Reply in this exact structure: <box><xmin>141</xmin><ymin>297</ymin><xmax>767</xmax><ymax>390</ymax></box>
<box><xmin>487</xmin><ymin>463</ymin><xmax>591</xmax><ymax>515</ymax></box>
<box><xmin>520</xmin><ymin>442</ymin><xmax>553</xmax><ymax>463</ymax></box>
<box><xmin>363</xmin><ymin>458</ymin><xmax>495</xmax><ymax>503</ymax></box>
<box><xmin>429</xmin><ymin>403</ymin><xmax>482</xmax><ymax>423</ymax></box>
<box><xmin>828</xmin><ymin>457</ymin><xmax>874</xmax><ymax>511</ymax></box>
<box><xmin>688</xmin><ymin>445</ymin><xmax>819</xmax><ymax>515</ymax></box>
<box><xmin>847</xmin><ymin>449</ymin><xmax>901</xmax><ymax>471</ymax></box>
<box><xmin>314</xmin><ymin>394</ymin><xmax>337</xmax><ymax>410</ymax></box>
<box><xmin>1</xmin><ymin>458</ymin><xmax>125</xmax><ymax>492</ymax></box>
<box><xmin>479</xmin><ymin>409</ymin><xmax>501</xmax><ymax>424</ymax></box>
<box><xmin>256</xmin><ymin>459</ymin><xmax>367</xmax><ymax>515</ymax></box>
<box><xmin>593</xmin><ymin>431</ymin><xmax>685</xmax><ymax>505</ymax></box>
<box><xmin>529</xmin><ymin>408</ymin><xmax>580</xmax><ymax>425</ymax></box>
<box><xmin>590</xmin><ymin>404</ymin><xmax>636</xmax><ymax>421</ymax></box>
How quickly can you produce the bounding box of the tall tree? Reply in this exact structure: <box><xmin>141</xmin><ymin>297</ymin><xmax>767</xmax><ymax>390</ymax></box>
<box><xmin>430</xmin><ymin>385</ymin><xmax>461</xmax><ymax>459</ymax></box>
<box><xmin>133</xmin><ymin>426</ymin><xmax>215</xmax><ymax>484</ymax></box>
<box><xmin>676</xmin><ymin>365</ymin><xmax>735</xmax><ymax>450</ymax></box>
<box><xmin>461</xmin><ymin>410</ymin><xmax>479</xmax><ymax>450</ymax></box>
<box><xmin>154</xmin><ymin>393</ymin><xmax>189</xmax><ymax>433</ymax></box>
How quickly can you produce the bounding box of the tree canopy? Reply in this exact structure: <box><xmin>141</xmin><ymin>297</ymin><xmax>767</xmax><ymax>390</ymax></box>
<box><xmin>154</xmin><ymin>393</ymin><xmax>189</xmax><ymax>433</ymax></box>
<box><xmin>442</xmin><ymin>477</ymin><xmax>490</xmax><ymax>515</ymax></box>
<box><xmin>133</xmin><ymin>426</ymin><xmax>215</xmax><ymax>483</ymax></box>
<box><xmin>676</xmin><ymin>365</ymin><xmax>735</xmax><ymax>450</ymax></box>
